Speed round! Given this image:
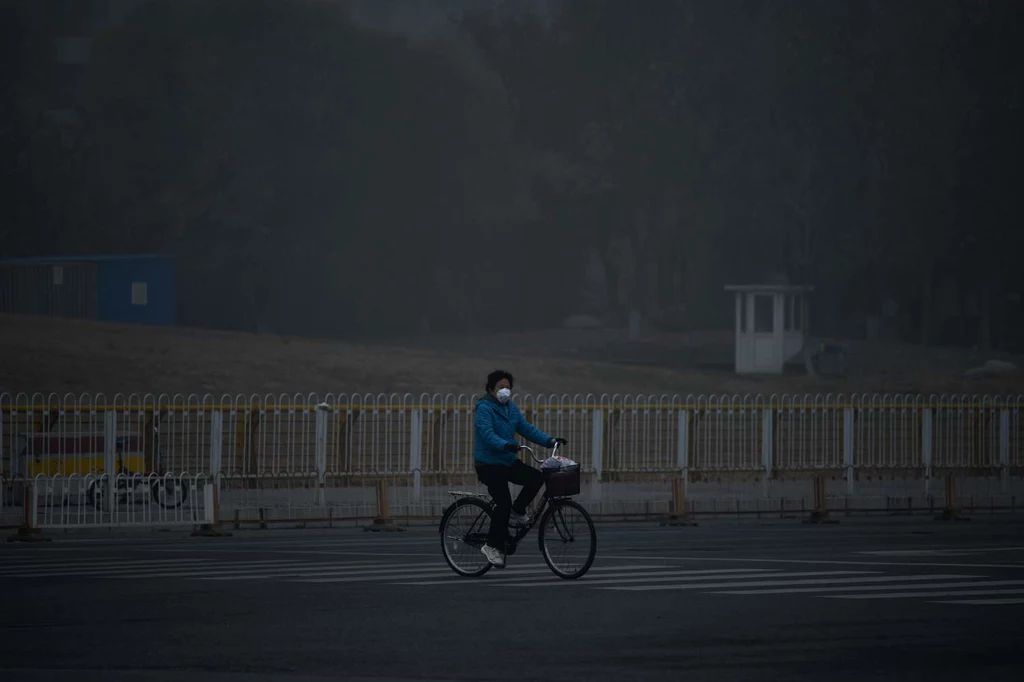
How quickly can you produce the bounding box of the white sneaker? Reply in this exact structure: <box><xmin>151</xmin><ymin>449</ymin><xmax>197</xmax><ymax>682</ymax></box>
<box><xmin>481</xmin><ymin>544</ymin><xmax>506</xmax><ymax>568</ymax></box>
<box><xmin>508</xmin><ymin>511</ymin><xmax>530</xmax><ymax>527</ymax></box>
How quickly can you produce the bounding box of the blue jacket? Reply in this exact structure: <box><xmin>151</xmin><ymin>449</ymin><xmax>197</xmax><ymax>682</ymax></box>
<box><xmin>474</xmin><ymin>395</ymin><xmax>554</xmax><ymax>466</ymax></box>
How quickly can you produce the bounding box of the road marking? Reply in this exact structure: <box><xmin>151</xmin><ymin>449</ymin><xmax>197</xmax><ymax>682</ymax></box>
<box><xmin>931</xmin><ymin>597</ymin><xmax>1024</xmax><ymax>605</ymax></box>
<box><xmin>493</xmin><ymin>570</ymin><xmax>877</xmax><ymax>588</ymax></box>
<box><xmin>0</xmin><ymin>546</ymin><xmax>91</xmax><ymax>551</ymax></box>
<box><xmin>302</xmin><ymin>564</ymin><xmax>671</xmax><ymax>584</ymax></box>
<box><xmin>155</xmin><ymin>549</ymin><xmax>440</xmax><ymax>557</ymax></box>
<box><xmin>0</xmin><ymin>560</ymin><xmax>388</xmax><ymax>578</ymax></box>
<box><xmin>293</xmin><ymin>568</ymin><xmax>553</xmax><ymax>583</ymax></box>
<box><xmin>598</xmin><ymin>555</ymin><xmax>1024</xmax><ymax>570</ymax></box>
<box><xmin>112</xmin><ymin>562</ymin><xmax>444</xmax><ymax>580</ymax></box>
<box><xmin>825</xmin><ymin>586</ymin><xmax>1024</xmax><ymax>599</ymax></box>
<box><xmin>0</xmin><ymin>556</ymin><xmax>213</xmax><ymax>567</ymax></box>
<box><xmin>717</xmin><ymin>579</ymin><xmax>1020</xmax><ymax>595</ymax></box>
<box><xmin>196</xmin><ymin>563</ymin><xmax>569</xmax><ymax>581</ymax></box>
<box><xmin>153</xmin><ymin>539</ymin><xmax>439</xmax><ymax>550</ymax></box>
<box><xmin>601</xmin><ymin>573</ymin><xmax>977</xmax><ymax>592</ymax></box>
<box><xmin>859</xmin><ymin>547</ymin><xmax>1024</xmax><ymax>556</ymax></box>
<box><xmin>0</xmin><ymin>558</ymin><xmax>223</xmax><ymax>576</ymax></box>
<box><xmin>398</xmin><ymin>568</ymin><xmax>782</xmax><ymax>586</ymax></box>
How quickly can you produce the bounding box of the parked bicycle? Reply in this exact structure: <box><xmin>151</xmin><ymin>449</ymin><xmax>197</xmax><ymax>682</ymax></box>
<box><xmin>438</xmin><ymin>444</ymin><xmax>597</xmax><ymax>579</ymax></box>
<box><xmin>86</xmin><ymin>438</ymin><xmax>188</xmax><ymax>510</ymax></box>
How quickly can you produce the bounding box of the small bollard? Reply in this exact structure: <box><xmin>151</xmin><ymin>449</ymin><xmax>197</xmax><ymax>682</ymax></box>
<box><xmin>935</xmin><ymin>473</ymin><xmax>970</xmax><ymax>521</ymax></box>
<box><xmin>7</xmin><ymin>483</ymin><xmax>50</xmax><ymax>543</ymax></box>
<box><xmin>660</xmin><ymin>476</ymin><xmax>696</xmax><ymax>527</ymax></box>
<box><xmin>365</xmin><ymin>479</ymin><xmax>404</xmax><ymax>532</ymax></box>
<box><xmin>803</xmin><ymin>475</ymin><xmax>838</xmax><ymax>524</ymax></box>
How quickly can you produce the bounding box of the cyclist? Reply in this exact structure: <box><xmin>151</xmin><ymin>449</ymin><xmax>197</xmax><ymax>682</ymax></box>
<box><xmin>474</xmin><ymin>369</ymin><xmax>567</xmax><ymax>568</ymax></box>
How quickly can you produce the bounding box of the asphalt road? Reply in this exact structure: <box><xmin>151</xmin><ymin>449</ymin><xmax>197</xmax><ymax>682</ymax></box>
<box><xmin>2</xmin><ymin>516</ymin><xmax>1023</xmax><ymax>682</ymax></box>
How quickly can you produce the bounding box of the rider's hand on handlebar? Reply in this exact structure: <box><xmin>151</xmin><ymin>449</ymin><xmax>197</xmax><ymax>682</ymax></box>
<box><xmin>549</xmin><ymin>437</ymin><xmax>568</xmax><ymax>448</ymax></box>
<box><xmin>504</xmin><ymin>442</ymin><xmax>520</xmax><ymax>453</ymax></box>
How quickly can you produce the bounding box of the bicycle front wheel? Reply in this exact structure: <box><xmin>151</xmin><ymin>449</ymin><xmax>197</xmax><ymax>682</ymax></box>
<box><xmin>538</xmin><ymin>499</ymin><xmax>597</xmax><ymax>579</ymax></box>
<box><xmin>439</xmin><ymin>497</ymin><xmax>494</xmax><ymax>577</ymax></box>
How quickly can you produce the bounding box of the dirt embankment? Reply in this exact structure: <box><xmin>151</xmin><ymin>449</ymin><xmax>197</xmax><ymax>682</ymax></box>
<box><xmin>1</xmin><ymin>314</ymin><xmax>1022</xmax><ymax>397</ymax></box>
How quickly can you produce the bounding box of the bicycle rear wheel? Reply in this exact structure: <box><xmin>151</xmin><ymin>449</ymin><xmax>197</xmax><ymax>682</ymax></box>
<box><xmin>538</xmin><ymin>499</ymin><xmax>597</xmax><ymax>579</ymax></box>
<box><xmin>439</xmin><ymin>497</ymin><xmax>494</xmax><ymax>577</ymax></box>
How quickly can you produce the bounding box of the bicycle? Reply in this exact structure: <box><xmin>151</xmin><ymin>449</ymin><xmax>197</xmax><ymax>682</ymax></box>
<box><xmin>86</xmin><ymin>438</ymin><xmax>188</xmax><ymax>511</ymax></box>
<box><xmin>438</xmin><ymin>444</ymin><xmax>597</xmax><ymax>579</ymax></box>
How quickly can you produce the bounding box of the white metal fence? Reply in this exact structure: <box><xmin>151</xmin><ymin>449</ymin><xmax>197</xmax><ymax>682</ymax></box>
<box><xmin>2</xmin><ymin>392</ymin><xmax>1022</xmax><ymax>528</ymax></box>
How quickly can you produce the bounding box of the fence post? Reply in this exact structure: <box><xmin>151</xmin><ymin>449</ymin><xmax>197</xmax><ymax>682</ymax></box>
<box><xmin>677</xmin><ymin>409</ymin><xmax>689</xmax><ymax>490</ymax></box>
<box><xmin>999</xmin><ymin>408</ymin><xmax>1010</xmax><ymax>494</ymax></box>
<box><xmin>761</xmin><ymin>407</ymin><xmax>774</xmax><ymax>496</ymax></box>
<box><xmin>922</xmin><ymin>408</ymin><xmax>933</xmax><ymax>497</ymax></box>
<box><xmin>104</xmin><ymin>410</ymin><xmax>117</xmax><ymax>514</ymax></box>
<box><xmin>210</xmin><ymin>411</ymin><xmax>223</xmax><ymax>491</ymax></box>
<box><xmin>410</xmin><ymin>407</ymin><xmax>423</xmax><ymax>503</ymax></box>
<box><xmin>934</xmin><ymin>403</ymin><xmax>967</xmax><ymax>521</ymax></box>
<box><xmin>203</xmin><ymin>485</ymin><xmax>215</xmax><ymax>525</ymax></box>
<box><xmin>590</xmin><ymin>408</ymin><xmax>604</xmax><ymax>501</ymax></box>
<box><xmin>314</xmin><ymin>403</ymin><xmax>329</xmax><ymax>507</ymax></box>
<box><xmin>191</xmin><ymin>410</ymin><xmax>230</xmax><ymax>537</ymax></box>
<box><xmin>661</xmin><ymin>409</ymin><xmax>696</xmax><ymax>526</ymax></box>
<box><xmin>843</xmin><ymin>407</ymin><xmax>855</xmax><ymax>496</ymax></box>
<box><xmin>0</xmin><ymin>402</ymin><xmax>4</xmax><ymax>511</ymax></box>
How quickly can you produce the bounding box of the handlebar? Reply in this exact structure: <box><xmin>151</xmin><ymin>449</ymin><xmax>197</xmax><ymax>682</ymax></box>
<box><xmin>518</xmin><ymin>442</ymin><xmax>560</xmax><ymax>464</ymax></box>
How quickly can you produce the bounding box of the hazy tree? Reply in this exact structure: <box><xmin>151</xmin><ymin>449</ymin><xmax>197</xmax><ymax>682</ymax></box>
<box><xmin>76</xmin><ymin>0</ymin><xmax>529</xmax><ymax>335</ymax></box>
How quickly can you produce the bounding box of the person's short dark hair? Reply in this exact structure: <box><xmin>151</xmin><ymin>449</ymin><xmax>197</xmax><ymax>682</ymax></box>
<box><xmin>485</xmin><ymin>369</ymin><xmax>515</xmax><ymax>393</ymax></box>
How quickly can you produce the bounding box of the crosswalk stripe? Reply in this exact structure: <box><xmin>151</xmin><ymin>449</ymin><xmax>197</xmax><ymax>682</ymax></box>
<box><xmin>153</xmin><ymin>541</ymin><xmax>439</xmax><ymax>553</ymax></box>
<box><xmin>601</xmin><ymin>573</ymin><xmax>976</xmax><ymax>592</ymax></box>
<box><xmin>100</xmin><ymin>562</ymin><xmax>443</xmax><ymax>580</ymax></box>
<box><xmin>157</xmin><ymin>550</ymin><xmax>441</xmax><ymax>558</ymax></box>
<box><xmin>28</xmin><ymin>561</ymin><xmax>657</xmax><ymax>582</ymax></box>
<box><xmin>0</xmin><ymin>560</ymin><xmax>225</xmax><ymax>576</ymax></box>
<box><xmin>491</xmin><ymin>570</ymin><xmax>875</xmax><ymax>588</ymax></box>
<box><xmin>159</xmin><ymin>538</ymin><xmax>439</xmax><ymax>548</ymax></box>
<box><xmin>1</xmin><ymin>553</ymin><xmax>193</xmax><ymax>562</ymax></box>
<box><xmin>2</xmin><ymin>560</ymin><xmax>391</xmax><ymax>578</ymax></box>
<box><xmin>297</xmin><ymin>564</ymin><xmax>671</xmax><ymax>584</ymax></box>
<box><xmin>597</xmin><ymin>555</ymin><xmax>1024</xmax><ymax>570</ymax></box>
<box><xmin>826</xmin><ymin>587</ymin><xmax>1024</xmax><ymax>600</ymax></box>
<box><xmin>717</xmin><ymin>579</ymin><xmax>1021</xmax><ymax>596</ymax></box>
<box><xmin>0</xmin><ymin>558</ymin><xmax>215</xmax><ymax>572</ymax></box>
<box><xmin>196</xmin><ymin>564</ymin><xmax>529</xmax><ymax>581</ymax></box>
<box><xmin>860</xmin><ymin>547</ymin><xmax>1024</xmax><ymax>556</ymax></box>
<box><xmin>398</xmin><ymin>568</ymin><xmax>782</xmax><ymax>586</ymax></box>
<box><xmin>932</xmin><ymin>598</ymin><xmax>1024</xmax><ymax>605</ymax></box>
<box><xmin>290</xmin><ymin>568</ymin><xmax>555</xmax><ymax>584</ymax></box>
<box><xmin>0</xmin><ymin>558</ymin><xmax>180</xmax><ymax>567</ymax></box>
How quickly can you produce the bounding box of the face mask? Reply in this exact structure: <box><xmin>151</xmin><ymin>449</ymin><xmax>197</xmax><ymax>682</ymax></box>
<box><xmin>496</xmin><ymin>387</ymin><xmax>511</xmax><ymax>404</ymax></box>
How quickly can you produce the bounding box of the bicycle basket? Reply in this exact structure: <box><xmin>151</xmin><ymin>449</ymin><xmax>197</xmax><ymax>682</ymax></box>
<box><xmin>543</xmin><ymin>463</ymin><xmax>580</xmax><ymax>498</ymax></box>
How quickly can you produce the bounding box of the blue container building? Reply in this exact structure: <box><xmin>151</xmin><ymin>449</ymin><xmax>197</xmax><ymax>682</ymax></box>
<box><xmin>0</xmin><ymin>254</ymin><xmax>176</xmax><ymax>326</ymax></box>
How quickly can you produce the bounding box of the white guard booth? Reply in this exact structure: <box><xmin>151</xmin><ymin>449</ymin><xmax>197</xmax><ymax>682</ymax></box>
<box><xmin>724</xmin><ymin>284</ymin><xmax>813</xmax><ymax>374</ymax></box>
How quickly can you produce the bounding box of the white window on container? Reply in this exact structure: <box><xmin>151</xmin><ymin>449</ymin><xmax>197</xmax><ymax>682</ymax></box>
<box><xmin>131</xmin><ymin>282</ymin><xmax>148</xmax><ymax>306</ymax></box>
<box><xmin>53</xmin><ymin>266</ymin><xmax>63</xmax><ymax>286</ymax></box>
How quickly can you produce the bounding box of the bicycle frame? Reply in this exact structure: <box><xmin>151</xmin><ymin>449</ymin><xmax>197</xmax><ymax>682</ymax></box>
<box><xmin>442</xmin><ymin>443</ymin><xmax>578</xmax><ymax>554</ymax></box>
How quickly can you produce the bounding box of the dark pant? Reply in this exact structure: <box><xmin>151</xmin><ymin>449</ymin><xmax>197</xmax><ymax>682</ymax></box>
<box><xmin>475</xmin><ymin>460</ymin><xmax>544</xmax><ymax>550</ymax></box>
